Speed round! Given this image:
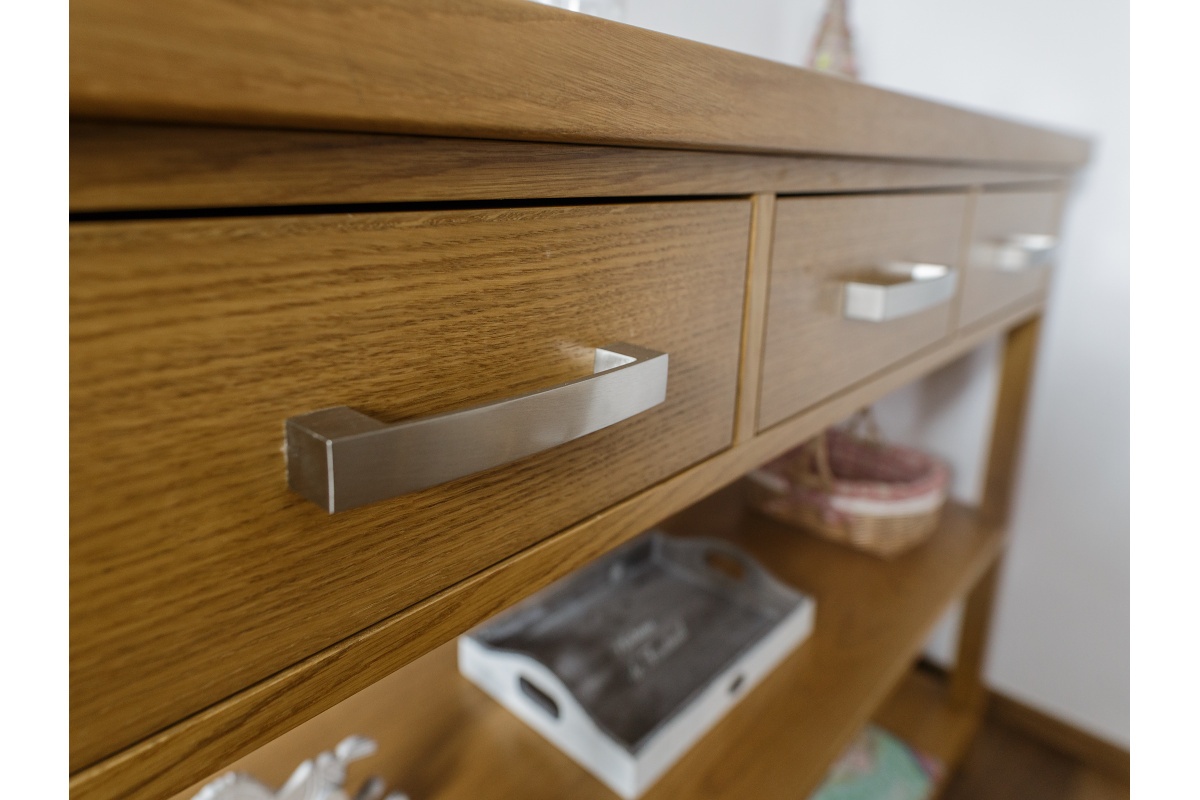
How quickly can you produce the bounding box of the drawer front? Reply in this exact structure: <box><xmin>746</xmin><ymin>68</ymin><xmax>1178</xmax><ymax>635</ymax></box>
<box><xmin>70</xmin><ymin>201</ymin><xmax>750</xmax><ymax>770</ymax></box>
<box><xmin>758</xmin><ymin>193</ymin><xmax>968</xmax><ymax>431</ymax></box>
<box><xmin>959</xmin><ymin>188</ymin><xmax>1065</xmax><ymax>328</ymax></box>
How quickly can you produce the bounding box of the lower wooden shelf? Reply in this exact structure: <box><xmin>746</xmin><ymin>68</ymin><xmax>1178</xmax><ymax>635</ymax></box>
<box><xmin>876</xmin><ymin>668</ymin><xmax>984</xmax><ymax>798</ymax></box>
<box><xmin>171</xmin><ymin>485</ymin><xmax>1002</xmax><ymax>800</ymax></box>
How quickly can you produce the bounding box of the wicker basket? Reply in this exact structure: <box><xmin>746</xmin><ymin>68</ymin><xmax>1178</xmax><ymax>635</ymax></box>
<box><xmin>746</xmin><ymin>413</ymin><xmax>950</xmax><ymax>558</ymax></box>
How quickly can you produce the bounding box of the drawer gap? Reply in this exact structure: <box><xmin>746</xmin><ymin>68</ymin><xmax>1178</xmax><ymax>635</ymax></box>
<box><xmin>69</xmin><ymin>193</ymin><xmax>749</xmax><ymax>223</ymax></box>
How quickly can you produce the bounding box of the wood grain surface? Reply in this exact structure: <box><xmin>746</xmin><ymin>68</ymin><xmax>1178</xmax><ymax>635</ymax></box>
<box><xmin>70</xmin><ymin>200</ymin><xmax>750</xmax><ymax>773</ymax></box>
<box><xmin>733</xmin><ymin>194</ymin><xmax>775</xmax><ymax>444</ymax></box>
<box><xmin>951</xmin><ymin>316</ymin><xmax>1044</xmax><ymax>712</ymax></box>
<box><xmin>69</xmin><ymin>4</ymin><xmax>1090</xmax><ymax>793</ymax></box>
<box><xmin>69</xmin><ymin>1</ymin><xmax>1089</xmax><ymax>165</ymax></box>
<box><xmin>758</xmin><ymin>192</ymin><xmax>970</xmax><ymax>431</ymax></box>
<box><xmin>876</xmin><ymin>668</ymin><xmax>983</xmax><ymax>795</ymax></box>
<box><xmin>69</xmin><ymin>122</ymin><xmax>1072</xmax><ymax>214</ymax></box>
<box><xmin>163</xmin><ymin>492</ymin><xmax>1003</xmax><ymax>800</ymax></box>
<box><xmin>950</xmin><ymin>562</ymin><xmax>1003</xmax><ymax>712</ymax></box>
<box><xmin>166</xmin><ymin>670</ymin><xmax>977</xmax><ymax>800</ymax></box>
<box><xmin>986</xmin><ymin>690</ymin><xmax>1130</xmax><ymax>785</ymax></box>
<box><xmin>979</xmin><ymin>318</ymin><xmax>1044</xmax><ymax>528</ymax></box>
<box><xmin>959</xmin><ymin>188</ymin><xmax>1067</xmax><ymax>329</ymax></box>
<box><xmin>70</xmin><ymin>301</ymin><xmax>1043</xmax><ymax>800</ymax></box>
<box><xmin>942</xmin><ymin>698</ymin><xmax>1129</xmax><ymax>800</ymax></box>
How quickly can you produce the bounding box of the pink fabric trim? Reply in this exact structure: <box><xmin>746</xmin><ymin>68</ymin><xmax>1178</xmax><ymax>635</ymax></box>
<box><xmin>756</xmin><ymin>430</ymin><xmax>950</xmax><ymax>526</ymax></box>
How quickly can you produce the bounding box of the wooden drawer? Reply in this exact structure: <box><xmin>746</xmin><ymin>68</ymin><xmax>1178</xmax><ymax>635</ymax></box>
<box><xmin>958</xmin><ymin>188</ymin><xmax>1066</xmax><ymax>328</ymax></box>
<box><xmin>758</xmin><ymin>193</ymin><xmax>969</xmax><ymax>430</ymax></box>
<box><xmin>70</xmin><ymin>200</ymin><xmax>750</xmax><ymax>771</ymax></box>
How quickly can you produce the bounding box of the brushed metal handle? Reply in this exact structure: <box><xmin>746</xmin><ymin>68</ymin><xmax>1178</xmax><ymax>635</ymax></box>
<box><xmin>841</xmin><ymin>262</ymin><xmax>958</xmax><ymax>322</ymax></box>
<box><xmin>993</xmin><ymin>233</ymin><xmax>1058</xmax><ymax>271</ymax></box>
<box><xmin>286</xmin><ymin>343</ymin><xmax>669</xmax><ymax>513</ymax></box>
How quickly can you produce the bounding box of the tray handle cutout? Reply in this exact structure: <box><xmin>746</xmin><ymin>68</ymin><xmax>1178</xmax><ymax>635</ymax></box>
<box><xmin>519</xmin><ymin>675</ymin><xmax>561</xmax><ymax>720</ymax></box>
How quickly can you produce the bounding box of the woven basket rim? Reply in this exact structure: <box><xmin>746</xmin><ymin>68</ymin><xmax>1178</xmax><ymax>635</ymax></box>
<box><xmin>762</xmin><ymin>433</ymin><xmax>950</xmax><ymax>501</ymax></box>
<box><xmin>818</xmin><ymin>462</ymin><xmax>949</xmax><ymax>497</ymax></box>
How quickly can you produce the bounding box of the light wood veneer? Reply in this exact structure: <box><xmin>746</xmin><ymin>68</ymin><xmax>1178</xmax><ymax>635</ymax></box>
<box><xmin>164</xmin><ymin>490</ymin><xmax>1003</xmax><ymax>800</ymax></box>
<box><xmin>69</xmin><ymin>123</ymin><xmax>1071</xmax><ymax>214</ymax></box>
<box><xmin>959</xmin><ymin>189</ymin><xmax>1067</xmax><ymax>329</ymax></box>
<box><xmin>69</xmin><ymin>2</ymin><xmax>1091</xmax><ymax>795</ymax></box>
<box><xmin>69</xmin><ymin>299</ymin><xmax>1048</xmax><ymax>800</ymax></box>
<box><xmin>70</xmin><ymin>200</ymin><xmax>750</xmax><ymax>771</ymax></box>
<box><xmin>69</xmin><ymin>1</ymin><xmax>1089</xmax><ymax>165</ymax></box>
<box><xmin>758</xmin><ymin>192</ymin><xmax>970</xmax><ymax>430</ymax></box>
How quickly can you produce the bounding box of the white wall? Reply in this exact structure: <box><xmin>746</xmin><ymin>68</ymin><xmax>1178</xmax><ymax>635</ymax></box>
<box><xmin>856</xmin><ymin>0</ymin><xmax>1130</xmax><ymax>749</ymax></box>
<box><xmin>623</xmin><ymin>0</ymin><xmax>1130</xmax><ymax>748</ymax></box>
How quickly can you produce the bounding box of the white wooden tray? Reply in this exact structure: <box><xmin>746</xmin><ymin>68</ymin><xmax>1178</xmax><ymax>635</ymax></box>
<box><xmin>458</xmin><ymin>530</ymin><xmax>816</xmax><ymax>798</ymax></box>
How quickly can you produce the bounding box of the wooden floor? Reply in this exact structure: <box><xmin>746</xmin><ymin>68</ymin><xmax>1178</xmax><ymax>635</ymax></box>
<box><xmin>941</xmin><ymin>715</ymin><xmax>1129</xmax><ymax>800</ymax></box>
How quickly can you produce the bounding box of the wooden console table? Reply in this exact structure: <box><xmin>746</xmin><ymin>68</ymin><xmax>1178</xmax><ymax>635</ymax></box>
<box><xmin>70</xmin><ymin>2</ymin><xmax>1089</xmax><ymax>798</ymax></box>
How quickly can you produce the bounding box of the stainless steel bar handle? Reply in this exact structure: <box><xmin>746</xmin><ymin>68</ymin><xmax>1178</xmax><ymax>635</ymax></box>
<box><xmin>993</xmin><ymin>233</ymin><xmax>1058</xmax><ymax>271</ymax></box>
<box><xmin>841</xmin><ymin>262</ymin><xmax>958</xmax><ymax>322</ymax></box>
<box><xmin>286</xmin><ymin>343</ymin><xmax>669</xmax><ymax>513</ymax></box>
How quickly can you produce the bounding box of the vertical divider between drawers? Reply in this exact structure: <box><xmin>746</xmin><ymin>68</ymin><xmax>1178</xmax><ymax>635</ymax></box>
<box><xmin>733</xmin><ymin>192</ymin><xmax>777</xmax><ymax>445</ymax></box>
